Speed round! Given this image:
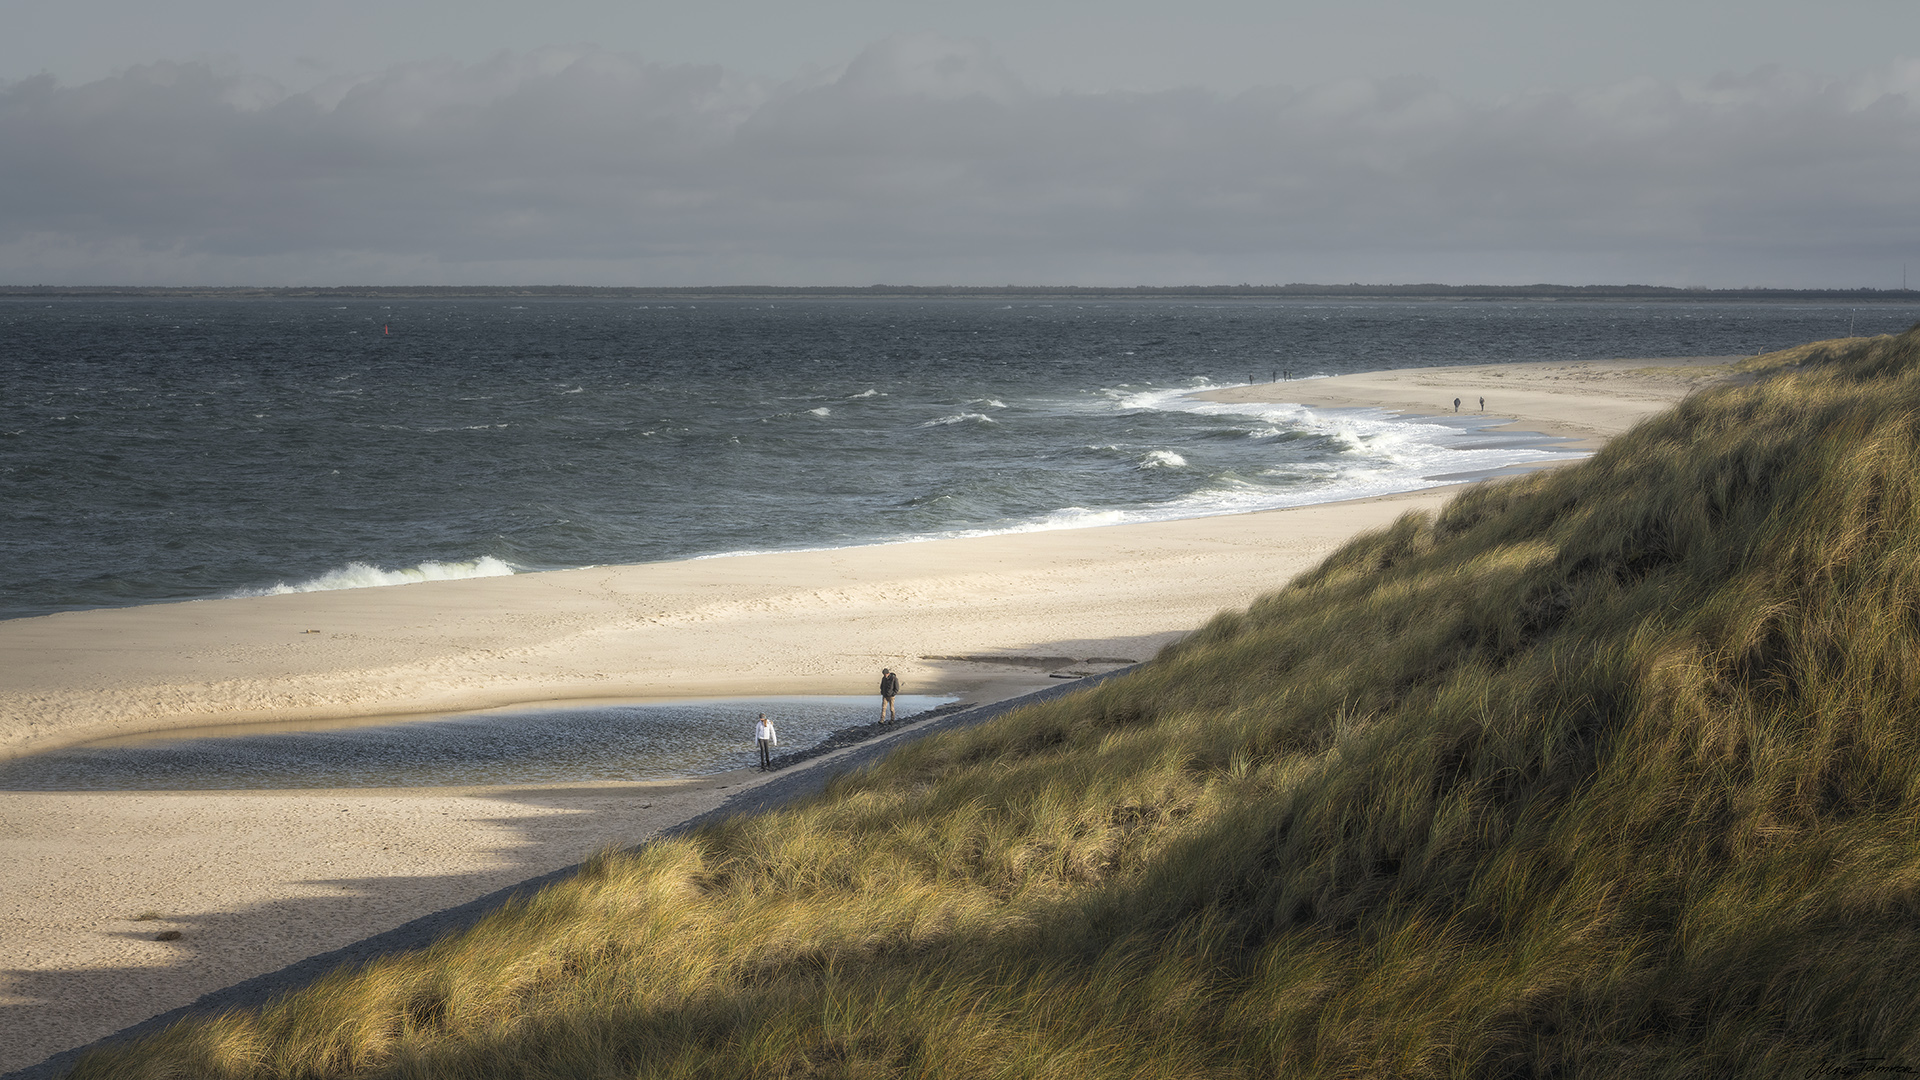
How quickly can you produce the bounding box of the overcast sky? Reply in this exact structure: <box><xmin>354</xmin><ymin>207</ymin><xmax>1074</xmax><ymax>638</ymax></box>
<box><xmin>3</xmin><ymin>0</ymin><xmax>1917</xmax><ymax>287</ymax></box>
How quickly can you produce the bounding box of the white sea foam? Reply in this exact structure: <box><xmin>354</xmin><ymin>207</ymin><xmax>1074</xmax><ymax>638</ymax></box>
<box><xmin>850</xmin><ymin>389</ymin><xmax>881</xmax><ymax>398</ymax></box>
<box><xmin>1077</xmin><ymin>390</ymin><xmax>1581</xmax><ymax>523</ymax></box>
<box><xmin>809</xmin><ymin>407</ymin><xmax>832</xmax><ymax>417</ymax></box>
<box><xmin>1105</xmin><ymin>384</ymin><xmax>1215</xmax><ymax>413</ymax></box>
<box><xmin>237</xmin><ymin>556</ymin><xmax>517</xmax><ymax>597</ymax></box>
<box><xmin>801</xmin><ymin>392</ymin><xmax>1575</xmax><ymax>552</ymax></box>
<box><xmin>921</xmin><ymin>412</ymin><xmax>995</xmax><ymax>427</ymax></box>
<box><xmin>1013</xmin><ymin>506</ymin><xmax>1130</xmax><ymax>531</ymax></box>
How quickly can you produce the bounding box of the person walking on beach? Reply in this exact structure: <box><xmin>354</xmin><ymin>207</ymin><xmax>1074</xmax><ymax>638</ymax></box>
<box><xmin>1453</xmin><ymin>397</ymin><xmax>1461</xmax><ymax>413</ymax></box>
<box><xmin>754</xmin><ymin>713</ymin><xmax>777</xmax><ymax>771</ymax></box>
<box><xmin>1479</xmin><ymin>396</ymin><xmax>1485</xmax><ymax>412</ymax></box>
<box><xmin>880</xmin><ymin>668</ymin><xmax>900</xmax><ymax>723</ymax></box>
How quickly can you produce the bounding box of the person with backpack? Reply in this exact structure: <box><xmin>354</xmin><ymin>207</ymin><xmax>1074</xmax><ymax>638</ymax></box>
<box><xmin>880</xmin><ymin>668</ymin><xmax>900</xmax><ymax>722</ymax></box>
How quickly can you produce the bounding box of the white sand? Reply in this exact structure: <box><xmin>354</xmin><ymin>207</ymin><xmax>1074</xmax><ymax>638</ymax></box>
<box><xmin>0</xmin><ymin>357</ymin><xmax>1727</xmax><ymax>1072</ymax></box>
<box><xmin>1197</xmin><ymin>353</ymin><xmax>1744</xmax><ymax>450</ymax></box>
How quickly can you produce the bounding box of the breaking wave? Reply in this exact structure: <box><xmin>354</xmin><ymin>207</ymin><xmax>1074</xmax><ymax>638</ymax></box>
<box><xmin>237</xmin><ymin>556</ymin><xmax>518</xmax><ymax>597</ymax></box>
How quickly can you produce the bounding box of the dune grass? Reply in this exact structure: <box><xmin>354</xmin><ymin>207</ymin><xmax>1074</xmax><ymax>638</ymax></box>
<box><xmin>72</xmin><ymin>327</ymin><xmax>1920</xmax><ymax>1079</ymax></box>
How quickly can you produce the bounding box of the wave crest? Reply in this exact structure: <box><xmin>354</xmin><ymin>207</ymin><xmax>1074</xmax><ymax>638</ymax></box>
<box><xmin>239</xmin><ymin>556</ymin><xmax>518</xmax><ymax>597</ymax></box>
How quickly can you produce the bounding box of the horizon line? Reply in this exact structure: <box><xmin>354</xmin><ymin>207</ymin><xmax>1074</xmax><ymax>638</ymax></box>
<box><xmin>6</xmin><ymin>283</ymin><xmax>1920</xmax><ymax>301</ymax></box>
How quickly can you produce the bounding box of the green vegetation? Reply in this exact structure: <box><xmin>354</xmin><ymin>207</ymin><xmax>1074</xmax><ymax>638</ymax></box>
<box><xmin>76</xmin><ymin>329</ymin><xmax>1920</xmax><ymax>1079</ymax></box>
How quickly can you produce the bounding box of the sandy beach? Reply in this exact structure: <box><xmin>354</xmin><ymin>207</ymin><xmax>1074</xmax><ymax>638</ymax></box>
<box><xmin>0</xmin><ymin>356</ymin><xmax>1730</xmax><ymax>1073</ymax></box>
<box><xmin>1195</xmin><ymin>352</ymin><xmax>1744</xmax><ymax>450</ymax></box>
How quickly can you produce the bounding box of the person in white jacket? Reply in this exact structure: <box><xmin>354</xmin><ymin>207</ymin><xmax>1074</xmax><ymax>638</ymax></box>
<box><xmin>755</xmin><ymin>713</ymin><xmax>778</xmax><ymax>771</ymax></box>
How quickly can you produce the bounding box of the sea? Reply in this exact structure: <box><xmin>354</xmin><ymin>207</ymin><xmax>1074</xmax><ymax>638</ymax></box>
<box><xmin>5</xmin><ymin>296</ymin><xmax>1917</xmax><ymax>624</ymax></box>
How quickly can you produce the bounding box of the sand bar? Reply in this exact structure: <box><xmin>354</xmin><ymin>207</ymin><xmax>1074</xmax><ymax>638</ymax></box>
<box><xmin>1197</xmin><ymin>353</ymin><xmax>1743</xmax><ymax>449</ymax></box>
<box><xmin>0</xmin><ymin>357</ymin><xmax>1726</xmax><ymax>1074</ymax></box>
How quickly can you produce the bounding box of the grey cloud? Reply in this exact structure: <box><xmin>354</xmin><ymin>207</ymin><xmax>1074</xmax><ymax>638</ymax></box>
<box><xmin>1</xmin><ymin>39</ymin><xmax>1916</xmax><ymax>285</ymax></box>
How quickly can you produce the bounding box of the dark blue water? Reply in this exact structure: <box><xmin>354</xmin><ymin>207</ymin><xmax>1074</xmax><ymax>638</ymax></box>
<box><xmin>4</xmin><ymin>296</ymin><xmax>1913</xmax><ymax>620</ymax></box>
<box><xmin>0</xmin><ymin>695</ymin><xmax>952</xmax><ymax>789</ymax></box>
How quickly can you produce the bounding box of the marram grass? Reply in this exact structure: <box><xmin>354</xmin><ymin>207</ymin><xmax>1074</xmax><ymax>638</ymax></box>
<box><xmin>74</xmin><ymin>328</ymin><xmax>1920</xmax><ymax>1079</ymax></box>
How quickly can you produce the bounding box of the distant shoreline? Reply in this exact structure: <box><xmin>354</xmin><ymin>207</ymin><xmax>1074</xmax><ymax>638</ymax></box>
<box><xmin>5</xmin><ymin>284</ymin><xmax>1920</xmax><ymax>302</ymax></box>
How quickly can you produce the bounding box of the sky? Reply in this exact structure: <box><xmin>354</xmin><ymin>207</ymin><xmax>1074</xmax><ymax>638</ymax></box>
<box><xmin>2</xmin><ymin>0</ymin><xmax>1917</xmax><ymax>287</ymax></box>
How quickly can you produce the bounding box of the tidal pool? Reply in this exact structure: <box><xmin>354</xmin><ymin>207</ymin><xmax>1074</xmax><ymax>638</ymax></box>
<box><xmin>0</xmin><ymin>695</ymin><xmax>952</xmax><ymax>790</ymax></box>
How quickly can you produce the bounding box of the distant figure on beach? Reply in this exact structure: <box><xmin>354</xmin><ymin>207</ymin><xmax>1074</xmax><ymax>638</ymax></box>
<box><xmin>755</xmin><ymin>713</ymin><xmax>777</xmax><ymax>770</ymax></box>
<box><xmin>1453</xmin><ymin>397</ymin><xmax>1461</xmax><ymax>413</ymax></box>
<box><xmin>880</xmin><ymin>668</ymin><xmax>900</xmax><ymax>722</ymax></box>
<box><xmin>1479</xmin><ymin>396</ymin><xmax>1485</xmax><ymax>411</ymax></box>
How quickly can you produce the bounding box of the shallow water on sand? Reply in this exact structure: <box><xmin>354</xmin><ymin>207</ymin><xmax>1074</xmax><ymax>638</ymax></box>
<box><xmin>0</xmin><ymin>695</ymin><xmax>951</xmax><ymax>790</ymax></box>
